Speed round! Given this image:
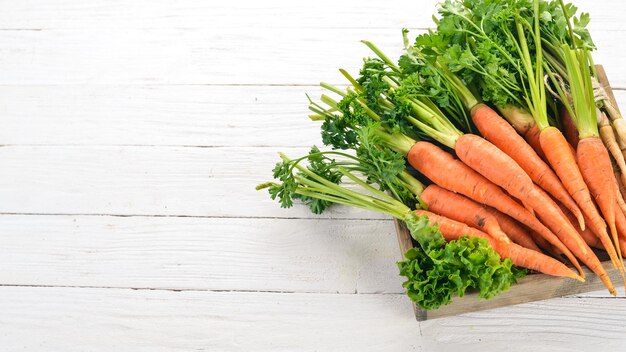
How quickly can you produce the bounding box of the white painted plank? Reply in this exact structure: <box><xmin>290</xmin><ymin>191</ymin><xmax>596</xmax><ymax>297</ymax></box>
<box><xmin>0</xmin><ymin>215</ymin><xmax>402</xmax><ymax>293</ymax></box>
<box><xmin>0</xmin><ymin>85</ymin><xmax>325</xmax><ymax>147</ymax></box>
<box><xmin>0</xmin><ymin>0</ymin><xmax>435</xmax><ymax>30</ymax></box>
<box><xmin>0</xmin><ymin>6</ymin><xmax>624</xmax><ymax>86</ymax></box>
<box><xmin>0</xmin><ymin>212</ymin><xmax>618</xmax><ymax>297</ymax></box>
<box><xmin>0</xmin><ymin>146</ymin><xmax>385</xmax><ymax>219</ymax></box>
<box><xmin>0</xmin><ymin>287</ymin><xmax>421</xmax><ymax>352</ymax></box>
<box><xmin>0</xmin><ymin>0</ymin><xmax>620</xmax><ymax>32</ymax></box>
<box><xmin>2</xmin><ymin>86</ymin><xmax>626</xmax><ymax>147</ymax></box>
<box><xmin>421</xmin><ymin>298</ymin><xmax>626</xmax><ymax>351</ymax></box>
<box><xmin>1</xmin><ymin>286</ymin><xmax>625</xmax><ymax>351</ymax></box>
<box><xmin>0</xmin><ymin>27</ymin><xmax>408</xmax><ymax>86</ymax></box>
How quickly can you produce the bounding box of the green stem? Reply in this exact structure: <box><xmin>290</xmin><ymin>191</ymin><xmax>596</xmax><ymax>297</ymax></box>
<box><xmin>277</xmin><ymin>153</ymin><xmax>412</xmax><ymax>218</ymax></box>
<box><xmin>320</xmin><ymin>82</ymin><xmax>347</xmax><ymax>97</ymax></box>
<box><xmin>375</xmin><ymin>130</ymin><xmax>417</xmax><ymax>156</ymax></box>
<box><xmin>361</xmin><ymin>40</ymin><xmax>400</xmax><ymax>72</ymax></box>
<box><xmin>339</xmin><ymin>69</ymin><xmax>363</xmax><ymax>92</ymax></box>
<box><xmin>558</xmin><ymin>0</ymin><xmax>576</xmax><ymax>48</ymax></box>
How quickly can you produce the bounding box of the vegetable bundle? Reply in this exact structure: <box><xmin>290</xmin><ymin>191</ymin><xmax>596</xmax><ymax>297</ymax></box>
<box><xmin>258</xmin><ymin>0</ymin><xmax>626</xmax><ymax>310</ymax></box>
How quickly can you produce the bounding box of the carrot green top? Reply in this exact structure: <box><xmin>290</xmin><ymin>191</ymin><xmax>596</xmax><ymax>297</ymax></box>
<box><xmin>553</xmin><ymin>46</ymin><xmax>598</xmax><ymax>139</ymax></box>
<box><xmin>257</xmin><ymin>148</ymin><xmax>525</xmax><ymax>310</ymax></box>
<box><xmin>417</xmin><ymin>0</ymin><xmax>555</xmax><ymax>129</ymax></box>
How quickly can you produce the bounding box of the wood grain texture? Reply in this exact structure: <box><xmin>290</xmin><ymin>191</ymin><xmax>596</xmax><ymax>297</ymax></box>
<box><xmin>1</xmin><ymin>86</ymin><xmax>625</xmax><ymax>147</ymax></box>
<box><xmin>0</xmin><ymin>27</ymin><xmax>407</xmax><ymax>86</ymax></box>
<box><xmin>1</xmin><ymin>286</ymin><xmax>625</xmax><ymax>352</ymax></box>
<box><xmin>0</xmin><ymin>26</ymin><xmax>623</xmax><ymax>86</ymax></box>
<box><xmin>0</xmin><ymin>287</ymin><xmax>421</xmax><ymax>352</ymax></box>
<box><xmin>0</xmin><ymin>215</ymin><xmax>403</xmax><ymax>293</ymax></box>
<box><xmin>0</xmin><ymin>0</ymin><xmax>435</xmax><ymax>30</ymax></box>
<box><xmin>1</xmin><ymin>0</ymin><xmax>626</xmax><ymax>349</ymax></box>
<box><xmin>0</xmin><ymin>145</ymin><xmax>386</xmax><ymax>219</ymax></box>
<box><xmin>0</xmin><ymin>85</ymin><xmax>326</xmax><ymax>147</ymax></box>
<box><xmin>420</xmin><ymin>297</ymin><xmax>626</xmax><ymax>351</ymax></box>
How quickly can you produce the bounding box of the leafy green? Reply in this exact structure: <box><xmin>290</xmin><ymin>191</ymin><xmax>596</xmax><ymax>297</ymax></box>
<box><xmin>320</xmin><ymin>92</ymin><xmax>371</xmax><ymax>150</ymax></box>
<box><xmin>425</xmin><ymin>0</ymin><xmax>535</xmax><ymax>112</ymax></box>
<box><xmin>260</xmin><ymin>153</ymin><xmax>525</xmax><ymax>311</ymax></box>
<box><xmin>292</xmin><ymin>146</ymin><xmax>344</xmax><ymax>214</ymax></box>
<box><xmin>398</xmin><ymin>214</ymin><xmax>525</xmax><ymax>310</ymax></box>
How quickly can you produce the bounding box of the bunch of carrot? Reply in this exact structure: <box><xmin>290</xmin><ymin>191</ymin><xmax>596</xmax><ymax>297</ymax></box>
<box><xmin>259</xmin><ymin>0</ymin><xmax>626</xmax><ymax>308</ymax></box>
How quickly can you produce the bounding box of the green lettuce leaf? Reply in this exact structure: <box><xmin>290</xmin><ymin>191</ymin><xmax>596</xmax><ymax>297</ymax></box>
<box><xmin>397</xmin><ymin>214</ymin><xmax>526</xmax><ymax>310</ymax></box>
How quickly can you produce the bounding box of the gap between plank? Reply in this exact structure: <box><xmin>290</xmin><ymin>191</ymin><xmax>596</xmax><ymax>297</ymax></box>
<box><xmin>0</xmin><ymin>283</ymin><xmax>404</xmax><ymax>295</ymax></box>
<box><xmin>0</xmin><ymin>284</ymin><xmax>619</xmax><ymax>301</ymax></box>
<box><xmin>0</xmin><ymin>212</ymin><xmax>389</xmax><ymax>221</ymax></box>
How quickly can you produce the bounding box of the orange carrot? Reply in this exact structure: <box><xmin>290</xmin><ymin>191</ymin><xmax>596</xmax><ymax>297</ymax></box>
<box><xmin>614</xmin><ymin>174</ymin><xmax>626</xmax><ymax>222</ymax></box>
<box><xmin>615</xmin><ymin>202</ymin><xmax>626</xmax><ymax>242</ymax></box>
<box><xmin>420</xmin><ymin>185</ymin><xmax>510</xmax><ymax>243</ymax></box>
<box><xmin>561</xmin><ymin>107</ymin><xmax>580</xmax><ymax>149</ymax></box>
<box><xmin>407</xmin><ymin>141</ymin><xmax>583</xmax><ymax>276</ymax></box>
<box><xmin>540</xmin><ymin>126</ymin><xmax>617</xmax><ymax>293</ymax></box>
<box><xmin>454</xmin><ymin>133</ymin><xmax>602</xmax><ymax>282</ymax></box>
<box><xmin>471</xmin><ymin>104</ymin><xmax>585</xmax><ymax>230</ymax></box>
<box><xmin>483</xmin><ymin>206</ymin><xmax>541</xmax><ymax>251</ymax></box>
<box><xmin>558</xmin><ymin>200</ymin><xmax>620</xmax><ymax>269</ymax></box>
<box><xmin>416</xmin><ymin>210</ymin><xmax>582</xmax><ymax>280</ymax></box>
<box><xmin>524</xmin><ymin>123</ymin><xmax>547</xmax><ymax>161</ymax></box>
<box><xmin>579</xmin><ymin>224</ymin><xmax>604</xmax><ymax>250</ymax></box>
<box><xmin>619</xmin><ymin>239</ymin><xmax>626</xmax><ymax>261</ymax></box>
<box><xmin>577</xmin><ymin>137</ymin><xmax>621</xmax><ymax>264</ymax></box>
<box><xmin>528</xmin><ymin>230</ymin><xmax>559</xmax><ymax>255</ymax></box>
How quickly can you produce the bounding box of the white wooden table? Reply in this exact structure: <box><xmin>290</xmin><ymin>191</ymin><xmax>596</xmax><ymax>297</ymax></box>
<box><xmin>2</xmin><ymin>0</ymin><xmax>626</xmax><ymax>350</ymax></box>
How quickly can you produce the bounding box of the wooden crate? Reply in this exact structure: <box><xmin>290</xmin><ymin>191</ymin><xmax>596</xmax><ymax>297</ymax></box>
<box><xmin>395</xmin><ymin>65</ymin><xmax>623</xmax><ymax>321</ymax></box>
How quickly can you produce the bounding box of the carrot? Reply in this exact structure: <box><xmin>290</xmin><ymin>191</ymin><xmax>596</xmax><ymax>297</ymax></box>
<box><xmin>617</xmin><ymin>170</ymin><xmax>626</xmax><ymax>204</ymax></box>
<box><xmin>524</xmin><ymin>123</ymin><xmax>547</xmax><ymax>161</ymax></box>
<box><xmin>416</xmin><ymin>210</ymin><xmax>582</xmax><ymax>280</ymax></box>
<box><xmin>614</xmin><ymin>173</ymin><xmax>626</xmax><ymax>221</ymax></box>
<box><xmin>420</xmin><ymin>185</ymin><xmax>510</xmax><ymax>243</ymax></box>
<box><xmin>528</xmin><ymin>230</ymin><xmax>559</xmax><ymax>255</ymax></box>
<box><xmin>577</xmin><ymin>137</ymin><xmax>621</xmax><ymax>265</ymax></box>
<box><xmin>545</xmin><ymin>46</ymin><xmax>619</xmax><ymax>294</ymax></box>
<box><xmin>407</xmin><ymin>141</ymin><xmax>584</xmax><ymax>276</ymax></box>
<box><xmin>471</xmin><ymin>103</ymin><xmax>585</xmax><ymax>230</ymax></box>
<box><xmin>579</xmin><ymin>223</ymin><xmax>604</xmax><ymax>250</ymax></box>
<box><xmin>599</xmin><ymin>111</ymin><xmax>626</xmax><ymax>187</ymax></box>
<box><xmin>561</xmin><ymin>107</ymin><xmax>580</xmax><ymax>149</ymax></box>
<box><xmin>483</xmin><ymin>206</ymin><xmax>541</xmax><ymax>251</ymax></box>
<box><xmin>558</xmin><ymin>200</ymin><xmax>620</xmax><ymax>269</ymax></box>
<box><xmin>498</xmin><ymin>105</ymin><xmax>548</xmax><ymax>161</ymax></box>
<box><xmin>540</xmin><ymin>127</ymin><xmax>619</xmax><ymax>288</ymax></box>
<box><xmin>619</xmin><ymin>239</ymin><xmax>626</xmax><ymax>262</ymax></box>
<box><xmin>615</xmin><ymin>200</ymin><xmax>626</xmax><ymax>242</ymax></box>
<box><xmin>454</xmin><ymin>133</ymin><xmax>601</xmax><ymax>279</ymax></box>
